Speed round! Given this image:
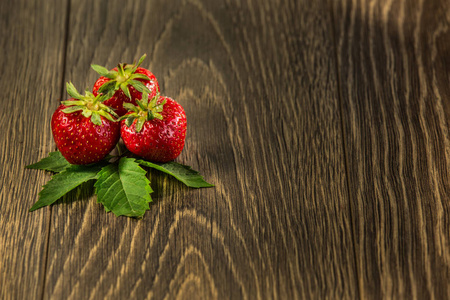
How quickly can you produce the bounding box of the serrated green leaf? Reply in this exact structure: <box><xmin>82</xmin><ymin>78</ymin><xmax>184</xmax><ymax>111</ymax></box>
<box><xmin>26</xmin><ymin>151</ymin><xmax>71</xmax><ymax>173</ymax></box>
<box><xmin>136</xmin><ymin>160</ymin><xmax>214</xmax><ymax>188</ymax></box>
<box><xmin>29</xmin><ymin>162</ymin><xmax>107</xmax><ymax>212</ymax></box>
<box><xmin>95</xmin><ymin>157</ymin><xmax>152</xmax><ymax>218</ymax></box>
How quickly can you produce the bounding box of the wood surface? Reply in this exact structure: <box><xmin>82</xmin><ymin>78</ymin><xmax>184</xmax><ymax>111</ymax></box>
<box><xmin>0</xmin><ymin>0</ymin><xmax>68</xmax><ymax>299</ymax></box>
<box><xmin>332</xmin><ymin>0</ymin><xmax>450</xmax><ymax>298</ymax></box>
<box><xmin>0</xmin><ymin>0</ymin><xmax>448</xmax><ymax>299</ymax></box>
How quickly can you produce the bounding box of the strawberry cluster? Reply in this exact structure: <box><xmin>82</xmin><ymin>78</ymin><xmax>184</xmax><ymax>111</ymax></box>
<box><xmin>52</xmin><ymin>55</ymin><xmax>187</xmax><ymax>165</ymax></box>
<box><xmin>27</xmin><ymin>57</ymin><xmax>210</xmax><ymax>218</ymax></box>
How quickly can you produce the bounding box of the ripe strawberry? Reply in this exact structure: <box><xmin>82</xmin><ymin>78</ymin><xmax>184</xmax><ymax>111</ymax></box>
<box><xmin>91</xmin><ymin>54</ymin><xmax>159</xmax><ymax>116</ymax></box>
<box><xmin>52</xmin><ymin>82</ymin><xmax>120</xmax><ymax>165</ymax></box>
<box><xmin>120</xmin><ymin>93</ymin><xmax>187</xmax><ymax>163</ymax></box>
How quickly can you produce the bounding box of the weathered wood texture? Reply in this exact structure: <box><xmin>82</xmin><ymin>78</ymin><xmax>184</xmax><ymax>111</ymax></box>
<box><xmin>0</xmin><ymin>0</ymin><xmax>68</xmax><ymax>299</ymax></box>
<box><xmin>332</xmin><ymin>0</ymin><xmax>450</xmax><ymax>298</ymax></box>
<box><xmin>1</xmin><ymin>0</ymin><xmax>449</xmax><ymax>299</ymax></box>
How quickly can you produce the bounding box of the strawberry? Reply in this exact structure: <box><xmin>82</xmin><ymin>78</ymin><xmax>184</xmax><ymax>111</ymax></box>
<box><xmin>91</xmin><ymin>54</ymin><xmax>159</xmax><ymax>116</ymax></box>
<box><xmin>51</xmin><ymin>82</ymin><xmax>120</xmax><ymax>165</ymax></box>
<box><xmin>120</xmin><ymin>93</ymin><xmax>187</xmax><ymax>163</ymax></box>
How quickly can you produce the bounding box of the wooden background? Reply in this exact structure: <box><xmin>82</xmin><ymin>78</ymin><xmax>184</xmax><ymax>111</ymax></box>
<box><xmin>1</xmin><ymin>0</ymin><xmax>449</xmax><ymax>299</ymax></box>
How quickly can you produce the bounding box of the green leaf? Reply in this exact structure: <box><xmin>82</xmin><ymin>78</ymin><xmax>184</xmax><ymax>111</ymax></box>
<box><xmin>62</xmin><ymin>106</ymin><xmax>84</xmax><ymax>114</ymax></box>
<box><xmin>98</xmin><ymin>80</ymin><xmax>118</xmax><ymax>94</ymax></box>
<box><xmin>136</xmin><ymin>160</ymin><xmax>214</xmax><ymax>188</ymax></box>
<box><xmin>26</xmin><ymin>151</ymin><xmax>71</xmax><ymax>173</ymax></box>
<box><xmin>98</xmin><ymin>89</ymin><xmax>116</xmax><ymax>102</ymax></box>
<box><xmin>120</xmin><ymin>82</ymin><xmax>132</xmax><ymax>99</ymax></box>
<box><xmin>90</xmin><ymin>112</ymin><xmax>102</xmax><ymax>125</ymax></box>
<box><xmin>85</xmin><ymin>90</ymin><xmax>94</xmax><ymax>98</ymax></box>
<box><xmin>123</xmin><ymin>103</ymin><xmax>138</xmax><ymax>112</ymax></box>
<box><xmin>149</xmin><ymin>94</ymin><xmax>158</xmax><ymax>107</ymax></box>
<box><xmin>81</xmin><ymin>109</ymin><xmax>92</xmax><ymax>118</ymax></box>
<box><xmin>66</xmin><ymin>82</ymin><xmax>84</xmax><ymax>100</ymax></box>
<box><xmin>151</xmin><ymin>112</ymin><xmax>163</xmax><ymax>120</ymax></box>
<box><xmin>105</xmin><ymin>106</ymin><xmax>119</xmax><ymax>119</ymax></box>
<box><xmin>117</xmin><ymin>63</ymin><xmax>126</xmax><ymax>77</ymax></box>
<box><xmin>130</xmin><ymin>54</ymin><xmax>147</xmax><ymax>74</ymax></box>
<box><xmin>124</xmin><ymin>115</ymin><xmax>137</xmax><ymax>127</ymax></box>
<box><xmin>156</xmin><ymin>99</ymin><xmax>166</xmax><ymax>110</ymax></box>
<box><xmin>124</xmin><ymin>63</ymin><xmax>134</xmax><ymax>71</ymax></box>
<box><xmin>131</xmin><ymin>73</ymin><xmax>150</xmax><ymax>81</ymax></box>
<box><xmin>97</xmin><ymin>110</ymin><xmax>116</xmax><ymax>122</ymax></box>
<box><xmin>91</xmin><ymin>64</ymin><xmax>115</xmax><ymax>79</ymax></box>
<box><xmin>95</xmin><ymin>157</ymin><xmax>152</xmax><ymax>218</ymax></box>
<box><xmin>135</xmin><ymin>117</ymin><xmax>145</xmax><ymax>132</ymax></box>
<box><xmin>61</xmin><ymin>100</ymin><xmax>85</xmax><ymax>106</ymax></box>
<box><xmin>29</xmin><ymin>162</ymin><xmax>107</xmax><ymax>212</ymax></box>
<box><xmin>141</xmin><ymin>91</ymin><xmax>149</xmax><ymax>106</ymax></box>
<box><xmin>136</xmin><ymin>99</ymin><xmax>146</xmax><ymax>111</ymax></box>
<box><xmin>129</xmin><ymin>80</ymin><xmax>151</xmax><ymax>94</ymax></box>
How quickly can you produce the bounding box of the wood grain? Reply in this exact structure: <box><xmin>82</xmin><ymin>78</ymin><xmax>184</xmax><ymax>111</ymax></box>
<box><xmin>0</xmin><ymin>0</ymin><xmax>68</xmax><ymax>299</ymax></box>
<box><xmin>41</xmin><ymin>0</ymin><xmax>357</xmax><ymax>299</ymax></box>
<box><xmin>2</xmin><ymin>0</ymin><xmax>449</xmax><ymax>299</ymax></box>
<box><xmin>332</xmin><ymin>0</ymin><xmax>450</xmax><ymax>298</ymax></box>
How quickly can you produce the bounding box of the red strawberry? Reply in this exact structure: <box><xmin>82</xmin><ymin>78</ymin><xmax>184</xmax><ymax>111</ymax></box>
<box><xmin>91</xmin><ymin>54</ymin><xmax>159</xmax><ymax>116</ymax></box>
<box><xmin>120</xmin><ymin>93</ymin><xmax>187</xmax><ymax>162</ymax></box>
<box><xmin>52</xmin><ymin>82</ymin><xmax>120</xmax><ymax>165</ymax></box>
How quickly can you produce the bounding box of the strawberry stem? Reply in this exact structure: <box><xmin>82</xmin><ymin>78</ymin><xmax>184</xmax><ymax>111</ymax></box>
<box><xmin>62</xmin><ymin>82</ymin><xmax>118</xmax><ymax>125</ymax></box>
<box><xmin>120</xmin><ymin>92</ymin><xmax>164</xmax><ymax>133</ymax></box>
<box><xmin>91</xmin><ymin>54</ymin><xmax>153</xmax><ymax>100</ymax></box>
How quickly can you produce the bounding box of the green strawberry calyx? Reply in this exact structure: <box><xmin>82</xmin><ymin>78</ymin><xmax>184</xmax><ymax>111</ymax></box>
<box><xmin>61</xmin><ymin>82</ymin><xmax>119</xmax><ymax>126</ymax></box>
<box><xmin>91</xmin><ymin>54</ymin><xmax>154</xmax><ymax>100</ymax></box>
<box><xmin>119</xmin><ymin>92</ymin><xmax>166</xmax><ymax>133</ymax></box>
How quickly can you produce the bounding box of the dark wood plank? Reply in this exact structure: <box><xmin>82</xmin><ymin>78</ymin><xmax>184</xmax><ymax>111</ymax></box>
<box><xmin>332</xmin><ymin>0</ymin><xmax>450</xmax><ymax>298</ymax></box>
<box><xmin>42</xmin><ymin>0</ymin><xmax>357</xmax><ymax>298</ymax></box>
<box><xmin>0</xmin><ymin>0</ymin><xmax>68</xmax><ymax>299</ymax></box>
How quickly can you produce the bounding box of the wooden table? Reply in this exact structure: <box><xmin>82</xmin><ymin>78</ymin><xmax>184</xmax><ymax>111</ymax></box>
<box><xmin>1</xmin><ymin>0</ymin><xmax>449</xmax><ymax>299</ymax></box>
